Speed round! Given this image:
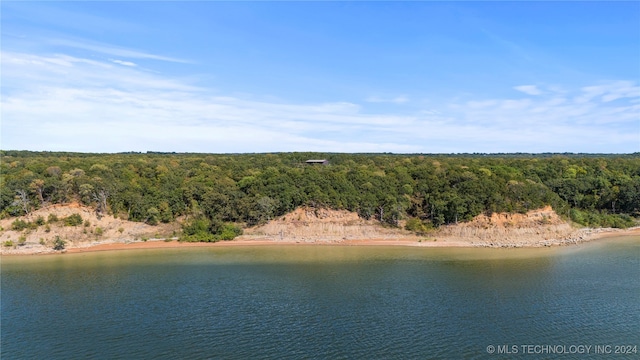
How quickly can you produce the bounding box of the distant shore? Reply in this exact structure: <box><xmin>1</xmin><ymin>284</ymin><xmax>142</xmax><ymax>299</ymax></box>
<box><xmin>2</xmin><ymin>226</ymin><xmax>638</xmax><ymax>256</ymax></box>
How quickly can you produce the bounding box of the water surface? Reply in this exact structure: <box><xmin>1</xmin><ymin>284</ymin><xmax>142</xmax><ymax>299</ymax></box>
<box><xmin>2</xmin><ymin>237</ymin><xmax>639</xmax><ymax>359</ymax></box>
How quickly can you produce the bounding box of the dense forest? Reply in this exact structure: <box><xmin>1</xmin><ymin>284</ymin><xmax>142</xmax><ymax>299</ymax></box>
<box><xmin>1</xmin><ymin>151</ymin><xmax>639</xmax><ymax>240</ymax></box>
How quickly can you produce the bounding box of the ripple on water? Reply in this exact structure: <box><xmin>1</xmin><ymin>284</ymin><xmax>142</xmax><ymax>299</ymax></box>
<box><xmin>2</xmin><ymin>238</ymin><xmax>639</xmax><ymax>359</ymax></box>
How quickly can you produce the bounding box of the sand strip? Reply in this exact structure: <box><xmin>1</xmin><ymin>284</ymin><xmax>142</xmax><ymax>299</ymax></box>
<box><xmin>55</xmin><ymin>227</ymin><xmax>640</xmax><ymax>254</ymax></box>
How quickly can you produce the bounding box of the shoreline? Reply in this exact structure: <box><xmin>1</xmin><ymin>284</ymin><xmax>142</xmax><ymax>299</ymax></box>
<box><xmin>3</xmin><ymin>227</ymin><xmax>639</xmax><ymax>256</ymax></box>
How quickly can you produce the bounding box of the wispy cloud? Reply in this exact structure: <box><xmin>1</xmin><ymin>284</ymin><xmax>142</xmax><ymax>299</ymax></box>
<box><xmin>365</xmin><ymin>96</ymin><xmax>409</xmax><ymax>104</ymax></box>
<box><xmin>1</xmin><ymin>51</ymin><xmax>418</xmax><ymax>152</ymax></box>
<box><xmin>111</xmin><ymin>59</ymin><xmax>137</xmax><ymax>67</ymax></box>
<box><xmin>1</xmin><ymin>51</ymin><xmax>638</xmax><ymax>153</ymax></box>
<box><xmin>575</xmin><ymin>81</ymin><xmax>640</xmax><ymax>103</ymax></box>
<box><xmin>514</xmin><ymin>85</ymin><xmax>542</xmax><ymax>96</ymax></box>
<box><xmin>49</xmin><ymin>38</ymin><xmax>191</xmax><ymax>63</ymax></box>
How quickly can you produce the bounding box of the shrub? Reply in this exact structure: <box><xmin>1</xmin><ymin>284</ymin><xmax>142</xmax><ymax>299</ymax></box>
<box><xmin>35</xmin><ymin>216</ymin><xmax>46</xmax><ymax>226</ymax></box>
<box><xmin>570</xmin><ymin>209</ymin><xmax>636</xmax><ymax>229</ymax></box>
<box><xmin>180</xmin><ymin>221</ymin><xmax>242</xmax><ymax>242</ymax></box>
<box><xmin>219</xmin><ymin>224</ymin><xmax>243</xmax><ymax>241</ymax></box>
<box><xmin>63</xmin><ymin>214</ymin><xmax>83</xmax><ymax>226</ymax></box>
<box><xmin>182</xmin><ymin>217</ymin><xmax>211</xmax><ymax>237</ymax></box>
<box><xmin>53</xmin><ymin>236</ymin><xmax>66</xmax><ymax>250</ymax></box>
<box><xmin>44</xmin><ymin>224</ymin><xmax>51</xmax><ymax>233</ymax></box>
<box><xmin>39</xmin><ymin>238</ymin><xmax>46</xmax><ymax>245</ymax></box>
<box><xmin>47</xmin><ymin>214</ymin><xmax>59</xmax><ymax>223</ymax></box>
<box><xmin>18</xmin><ymin>236</ymin><xmax>27</xmax><ymax>246</ymax></box>
<box><xmin>3</xmin><ymin>240</ymin><xmax>15</xmax><ymax>247</ymax></box>
<box><xmin>118</xmin><ymin>227</ymin><xmax>125</xmax><ymax>234</ymax></box>
<box><xmin>180</xmin><ymin>233</ymin><xmax>217</xmax><ymax>242</ymax></box>
<box><xmin>95</xmin><ymin>227</ymin><xmax>104</xmax><ymax>236</ymax></box>
<box><xmin>404</xmin><ymin>218</ymin><xmax>432</xmax><ymax>235</ymax></box>
<box><xmin>84</xmin><ymin>220</ymin><xmax>91</xmax><ymax>227</ymax></box>
<box><xmin>11</xmin><ymin>219</ymin><xmax>30</xmax><ymax>231</ymax></box>
<box><xmin>180</xmin><ymin>216</ymin><xmax>243</xmax><ymax>242</ymax></box>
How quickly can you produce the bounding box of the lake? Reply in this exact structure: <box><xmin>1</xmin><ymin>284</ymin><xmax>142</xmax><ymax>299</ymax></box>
<box><xmin>2</xmin><ymin>237</ymin><xmax>639</xmax><ymax>359</ymax></box>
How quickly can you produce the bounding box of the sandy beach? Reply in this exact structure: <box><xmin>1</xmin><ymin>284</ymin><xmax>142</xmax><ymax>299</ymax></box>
<box><xmin>26</xmin><ymin>226</ymin><xmax>636</xmax><ymax>255</ymax></box>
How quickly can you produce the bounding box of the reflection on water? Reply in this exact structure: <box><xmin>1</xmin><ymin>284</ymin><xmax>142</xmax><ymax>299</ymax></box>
<box><xmin>2</xmin><ymin>242</ymin><xmax>570</xmax><ymax>266</ymax></box>
<box><xmin>2</xmin><ymin>237</ymin><xmax>639</xmax><ymax>359</ymax></box>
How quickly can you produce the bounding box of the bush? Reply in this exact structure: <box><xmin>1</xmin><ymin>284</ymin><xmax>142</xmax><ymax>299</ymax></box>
<box><xmin>182</xmin><ymin>217</ymin><xmax>211</xmax><ymax>237</ymax></box>
<box><xmin>180</xmin><ymin>233</ymin><xmax>217</xmax><ymax>242</ymax></box>
<box><xmin>180</xmin><ymin>217</ymin><xmax>243</xmax><ymax>242</ymax></box>
<box><xmin>45</xmin><ymin>224</ymin><xmax>51</xmax><ymax>233</ymax></box>
<box><xmin>11</xmin><ymin>219</ymin><xmax>31</xmax><ymax>231</ymax></box>
<box><xmin>18</xmin><ymin>236</ymin><xmax>27</xmax><ymax>246</ymax></box>
<box><xmin>53</xmin><ymin>236</ymin><xmax>66</xmax><ymax>250</ymax></box>
<box><xmin>95</xmin><ymin>227</ymin><xmax>104</xmax><ymax>236</ymax></box>
<box><xmin>3</xmin><ymin>240</ymin><xmax>14</xmax><ymax>247</ymax></box>
<box><xmin>63</xmin><ymin>214</ymin><xmax>83</xmax><ymax>226</ymax></box>
<box><xmin>35</xmin><ymin>216</ymin><xmax>46</xmax><ymax>226</ymax></box>
<box><xmin>570</xmin><ymin>209</ymin><xmax>636</xmax><ymax>229</ymax></box>
<box><xmin>219</xmin><ymin>224</ymin><xmax>243</xmax><ymax>241</ymax></box>
<box><xmin>47</xmin><ymin>214</ymin><xmax>59</xmax><ymax>223</ymax></box>
<box><xmin>39</xmin><ymin>238</ymin><xmax>46</xmax><ymax>245</ymax></box>
<box><xmin>404</xmin><ymin>218</ymin><xmax>433</xmax><ymax>235</ymax></box>
<box><xmin>84</xmin><ymin>220</ymin><xmax>91</xmax><ymax>227</ymax></box>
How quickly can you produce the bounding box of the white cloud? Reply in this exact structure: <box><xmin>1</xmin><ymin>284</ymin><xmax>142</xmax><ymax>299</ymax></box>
<box><xmin>466</xmin><ymin>100</ymin><xmax>498</xmax><ymax>109</ymax></box>
<box><xmin>500</xmin><ymin>99</ymin><xmax>531</xmax><ymax>110</ymax></box>
<box><xmin>1</xmin><ymin>51</ymin><xmax>639</xmax><ymax>153</ymax></box>
<box><xmin>514</xmin><ymin>85</ymin><xmax>542</xmax><ymax>96</ymax></box>
<box><xmin>49</xmin><ymin>38</ymin><xmax>190</xmax><ymax>63</ymax></box>
<box><xmin>111</xmin><ymin>59</ymin><xmax>137</xmax><ymax>67</ymax></box>
<box><xmin>365</xmin><ymin>96</ymin><xmax>409</xmax><ymax>104</ymax></box>
<box><xmin>574</xmin><ymin>81</ymin><xmax>640</xmax><ymax>104</ymax></box>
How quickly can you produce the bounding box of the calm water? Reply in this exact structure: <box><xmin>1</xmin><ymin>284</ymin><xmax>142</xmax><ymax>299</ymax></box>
<box><xmin>2</xmin><ymin>237</ymin><xmax>639</xmax><ymax>359</ymax></box>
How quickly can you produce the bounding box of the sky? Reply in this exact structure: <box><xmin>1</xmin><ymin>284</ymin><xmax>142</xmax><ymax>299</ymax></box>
<box><xmin>1</xmin><ymin>1</ymin><xmax>639</xmax><ymax>154</ymax></box>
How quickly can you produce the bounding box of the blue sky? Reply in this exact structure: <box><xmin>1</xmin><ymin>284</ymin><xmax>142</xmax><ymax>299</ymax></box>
<box><xmin>2</xmin><ymin>1</ymin><xmax>639</xmax><ymax>153</ymax></box>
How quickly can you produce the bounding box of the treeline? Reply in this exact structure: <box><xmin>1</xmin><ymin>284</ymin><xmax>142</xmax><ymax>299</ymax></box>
<box><xmin>1</xmin><ymin>151</ymin><xmax>638</xmax><ymax>238</ymax></box>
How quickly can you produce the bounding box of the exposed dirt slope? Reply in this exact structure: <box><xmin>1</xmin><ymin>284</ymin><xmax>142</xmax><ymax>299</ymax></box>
<box><xmin>238</xmin><ymin>206</ymin><xmax>604</xmax><ymax>247</ymax></box>
<box><xmin>0</xmin><ymin>203</ymin><xmax>178</xmax><ymax>254</ymax></box>
<box><xmin>238</xmin><ymin>207</ymin><xmax>420</xmax><ymax>243</ymax></box>
<box><xmin>2</xmin><ymin>204</ymin><xmax>633</xmax><ymax>255</ymax></box>
<box><xmin>435</xmin><ymin>206</ymin><xmax>579</xmax><ymax>247</ymax></box>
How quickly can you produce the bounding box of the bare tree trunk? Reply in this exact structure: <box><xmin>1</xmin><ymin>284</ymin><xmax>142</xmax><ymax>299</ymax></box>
<box><xmin>14</xmin><ymin>190</ymin><xmax>30</xmax><ymax>215</ymax></box>
<box><xmin>93</xmin><ymin>189</ymin><xmax>109</xmax><ymax>219</ymax></box>
<box><xmin>37</xmin><ymin>188</ymin><xmax>44</xmax><ymax>205</ymax></box>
